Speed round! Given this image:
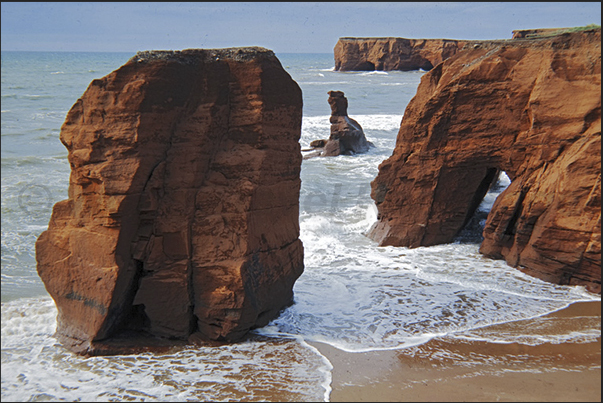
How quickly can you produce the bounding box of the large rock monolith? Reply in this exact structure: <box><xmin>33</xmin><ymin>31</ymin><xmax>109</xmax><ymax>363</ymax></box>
<box><xmin>35</xmin><ymin>47</ymin><xmax>305</xmax><ymax>355</ymax></box>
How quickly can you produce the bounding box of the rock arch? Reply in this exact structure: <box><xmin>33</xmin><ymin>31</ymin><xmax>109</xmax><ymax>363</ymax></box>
<box><xmin>368</xmin><ymin>29</ymin><xmax>601</xmax><ymax>293</ymax></box>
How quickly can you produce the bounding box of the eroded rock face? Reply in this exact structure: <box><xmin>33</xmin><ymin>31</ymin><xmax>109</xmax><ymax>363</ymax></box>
<box><xmin>368</xmin><ymin>29</ymin><xmax>601</xmax><ymax>293</ymax></box>
<box><xmin>511</xmin><ymin>28</ymin><xmax>572</xmax><ymax>39</ymax></box>
<box><xmin>35</xmin><ymin>47</ymin><xmax>305</xmax><ymax>355</ymax></box>
<box><xmin>334</xmin><ymin>37</ymin><xmax>487</xmax><ymax>71</ymax></box>
<box><xmin>304</xmin><ymin>91</ymin><xmax>372</xmax><ymax>158</ymax></box>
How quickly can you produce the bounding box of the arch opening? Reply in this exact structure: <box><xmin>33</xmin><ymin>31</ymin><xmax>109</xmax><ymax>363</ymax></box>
<box><xmin>454</xmin><ymin>170</ymin><xmax>511</xmax><ymax>244</ymax></box>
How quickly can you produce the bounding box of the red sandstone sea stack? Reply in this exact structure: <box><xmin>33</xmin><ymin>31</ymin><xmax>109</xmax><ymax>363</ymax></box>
<box><xmin>304</xmin><ymin>91</ymin><xmax>372</xmax><ymax>158</ymax></box>
<box><xmin>35</xmin><ymin>47</ymin><xmax>305</xmax><ymax>355</ymax></box>
<box><xmin>368</xmin><ymin>29</ymin><xmax>601</xmax><ymax>293</ymax></box>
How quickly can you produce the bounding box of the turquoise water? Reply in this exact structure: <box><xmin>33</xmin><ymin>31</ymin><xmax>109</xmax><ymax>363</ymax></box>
<box><xmin>1</xmin><ymin>51</ymin><xmax>600</xmax><ymax>401</ymax></box>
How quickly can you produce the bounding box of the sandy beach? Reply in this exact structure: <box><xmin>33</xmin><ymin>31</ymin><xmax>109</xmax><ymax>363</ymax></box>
<box><xmin>313</xmin><ymin>301</ymin><xmax>601</xmax><ymax>402</ymax></box>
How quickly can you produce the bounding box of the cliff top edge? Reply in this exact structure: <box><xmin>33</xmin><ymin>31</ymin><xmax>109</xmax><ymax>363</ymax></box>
<box><xmin>337</xmin><ymin>27</ymin><xmax>600</xmax><ymax>43</ymax></box>
<box><xmin>128</xmin><ymin>46</ymin><xmax>275</xmax><ymax>64</ymax></box>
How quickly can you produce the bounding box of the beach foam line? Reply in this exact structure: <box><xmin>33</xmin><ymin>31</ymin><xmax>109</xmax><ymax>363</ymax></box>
<box><xmin>358</xmin><ymin>71</ymin><xmax>389</xmax><ymax>76</ymax></box>
<box><xmin>270</xmin><ymin>331</ymin><xmax>334</xmax><ymax>402</ymax></box>
<box><xmin>2</xmin><ymin>297</ymin><xmax>333</xmax><ymax>402</ymax></box>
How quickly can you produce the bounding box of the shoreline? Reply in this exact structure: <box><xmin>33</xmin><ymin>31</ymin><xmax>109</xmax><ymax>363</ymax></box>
<box><xmin>311</xmin><ymin>301</ymin><xmax>601</xmax><ymax>402</ymax></box>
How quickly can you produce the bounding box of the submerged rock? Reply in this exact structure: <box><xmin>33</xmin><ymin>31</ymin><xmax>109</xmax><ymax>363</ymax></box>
<box><xmin>35</xmin><ymin>47</ymin><xmax>305</xmax><ymax>355</ymax></box>
<box><xmin>368</xmin><ymin>29</ymin><xmax>601</xmax><ymax>293</ymax></box>
<box><xmin>304</xmin><ymin>91</ymin><xmax>373</xmax><ymax>159</ymax></box>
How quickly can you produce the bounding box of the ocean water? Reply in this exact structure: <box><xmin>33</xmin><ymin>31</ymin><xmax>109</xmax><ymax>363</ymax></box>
<box><xmin>1</xmin><ymin>51</ymin><xmax>600</xmax><ymax>401</ymax></box>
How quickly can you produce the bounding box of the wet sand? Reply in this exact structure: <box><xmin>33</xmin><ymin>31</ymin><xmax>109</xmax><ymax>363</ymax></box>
<box><xmin>312</xmin><ymin>301</ymin><xmax>601</xmax><ymax>402</ymax></box>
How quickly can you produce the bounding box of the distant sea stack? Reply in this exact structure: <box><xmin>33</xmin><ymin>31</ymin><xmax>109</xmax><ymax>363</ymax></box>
<box><xmin>368</xmin><ymin>29</ymin><xmax>601</xmax><ymax>293</ymax></box>
<box><xmin>333</xmin><ymin>37</ymin><xmax>486</xmax><ymax>71</ymax></box>
<box><xmin>304</xmin><ymin>91</ymin><xmax>372</xmax><ymax>158</ymax></box>
<box><xmin>35</xmin><ymin>47</ymin><xmax>305</xmax><ymax>355</ymax></box>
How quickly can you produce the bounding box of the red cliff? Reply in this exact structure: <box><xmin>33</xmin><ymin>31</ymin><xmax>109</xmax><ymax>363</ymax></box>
<box><xmin>35</xmin><ymin>47</ymin><xmax>305</xmax><ymax>355</ymax></box>
<box><xmin>368</xmin><ymin>29</ymin><xmax>601</xmax><ymax>293</ymax></box>
<box><xmin>334</xmin><ymin>37</ymin><xmax>485</xmax><ymax>71</ymax></box>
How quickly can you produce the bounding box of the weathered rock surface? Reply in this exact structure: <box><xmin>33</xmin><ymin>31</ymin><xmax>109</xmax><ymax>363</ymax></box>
<box><xmin>368</xmin><ymin>29</ymin><xmax>601</xmax><ymax>293</ymax></box>
<box><xmin>334</xmin><ymin>37</ymin><xmax>488</xmax><ymax>71</ymax></box>
<box><xmin>512</xmin><ymin>24</ymin><xmax>597</xmax><ymax>39</ymax></box>
<box><xmin>303</xmin><ymin>91</ymin><xmax>373</xmax><ymax>159</ymax></box>
<box><xmin>35</xmin><ymin>47</ymin><xmax>305</xmax><ymax>355</ymax></box>
<box><xmin>511</xmin><ymin>28</ymin><xmax>569</xmax><ymax>39</ymax></box>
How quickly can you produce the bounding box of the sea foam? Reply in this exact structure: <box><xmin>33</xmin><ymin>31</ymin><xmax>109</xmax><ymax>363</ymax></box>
<box><xmin>1</xmin><ymin>298</ymin><xmax>332</xmax><ymax>402</ymax></box>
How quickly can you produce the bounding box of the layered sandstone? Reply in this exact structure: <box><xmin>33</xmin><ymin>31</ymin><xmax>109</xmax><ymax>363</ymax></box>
<box><xmin>334</xmin><ymin>37</ymin><xmax>487</xmax><ymax>71</ymax></box>
<box><xmin>35</xmin><ymin>47</ymin><xmax>305</xmax><ymax>355</ymax></box>
<box><xmin>368</xmin><ymin>29</ymin><xmax>601</xmax><ymax>293</ymax></box>
<box><xmin>304</xmin><ymin>91</ymin><xmax>372</xmax><ymax>158</ymax></box>
<box><xmin>511</xmin><ymin>26</ymin><xmax>601</xmax><ymax>39</ymax></box>
<box><xmin>511</xmin><ymin>28</ymin><xmax>569</xmax><ymax>39</ymax></box>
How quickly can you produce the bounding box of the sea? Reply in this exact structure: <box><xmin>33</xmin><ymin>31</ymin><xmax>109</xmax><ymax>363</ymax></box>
<box><xmin>1</xmin><ymin>51</ymin><xmax>600</xmax><ymax>401</ymax></box>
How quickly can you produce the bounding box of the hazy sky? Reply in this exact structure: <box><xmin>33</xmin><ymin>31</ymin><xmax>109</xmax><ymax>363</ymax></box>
<box><xmin>1</xmin><ymin>2</ymin><xmax>601</xmax><ymax>53</ymax></box>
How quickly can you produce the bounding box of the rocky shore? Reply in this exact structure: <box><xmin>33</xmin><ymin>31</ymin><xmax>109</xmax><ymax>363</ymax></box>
<box><xmin>34</xmin><ymin>27</ymin><xmax>601</xmax><ymax>358</ymax></box>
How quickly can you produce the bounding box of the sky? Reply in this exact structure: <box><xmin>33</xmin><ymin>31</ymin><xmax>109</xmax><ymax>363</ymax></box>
<box><xmin>1</xmin><ymin>2</ymin><xmax>601</xmax><ymax>53</ymax></box>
